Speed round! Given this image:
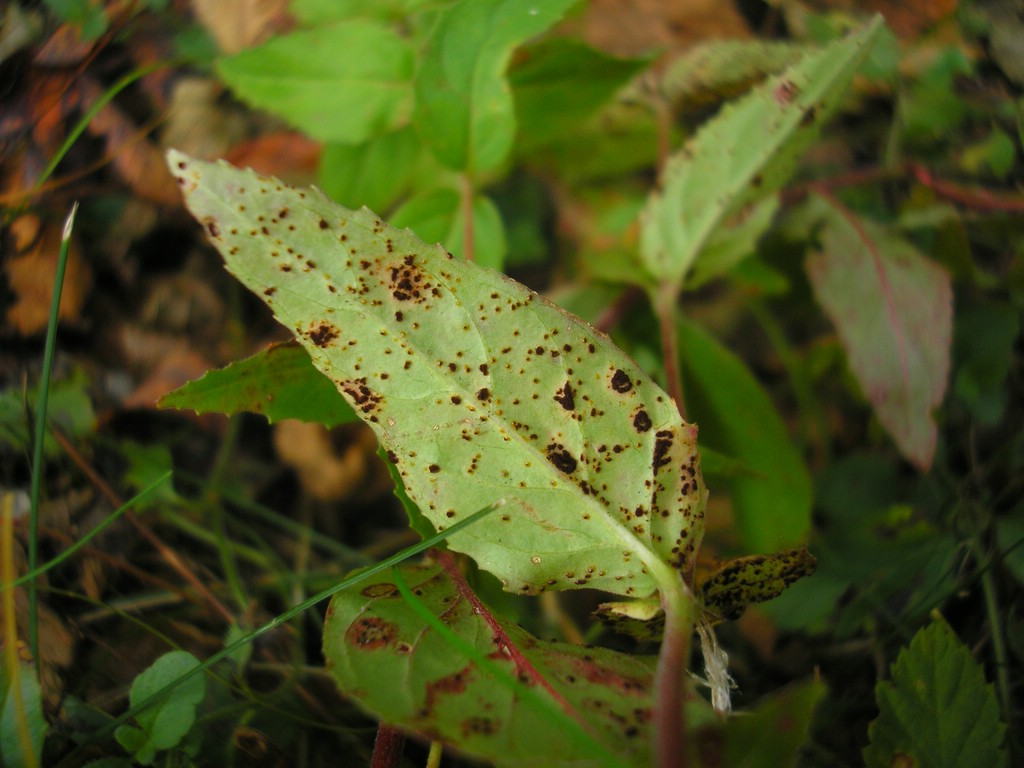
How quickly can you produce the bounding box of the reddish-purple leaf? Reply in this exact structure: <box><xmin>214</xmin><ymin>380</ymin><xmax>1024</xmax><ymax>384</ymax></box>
<box><xmin>806</xmin><ymin>204</ymin><xmax>952</xmax><ymax>470</ymax></box>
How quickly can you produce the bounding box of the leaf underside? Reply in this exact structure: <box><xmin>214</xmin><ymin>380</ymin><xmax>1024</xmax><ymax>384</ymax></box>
<box><xmin>167</xmin><ymin>151</ymin><xmax>707</xmax><ymax>599</ymax></box>
<box><xmin>806</xmin><ymin>207</ymin><xmax>952</xmax><ymax>470</ymax></box>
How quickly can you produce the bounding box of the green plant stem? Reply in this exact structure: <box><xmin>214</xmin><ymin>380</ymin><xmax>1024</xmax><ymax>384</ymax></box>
<box><xmin>655</xmin><ymin>281</ymin><xmax>686</xmax><ymax>417</ymax></box>
<box><xmin>653</xmin><ymin>578</ymin><xmax>695</xmax><ymax>768</ymax></box>
<box><xmin>976</xmin><ymin>530</ymin><xmax>1015</xmax><ymax>768</ymax></box>
<box><xmin>371</xmin><ymin>724</ymin><xmax>405</xmax><ymax>768</ymax></box>
<box><xmin>27</xmin><ymin>202</ymin><xmax>77</xmax><ymax>662</ymax></box>
<box><xmin>426</xmin><ymin>741</ymin><xmax>443</xmax><ymax>768</ymax></box>
<box><xmin>460</xmin><ymin>172</ymin><xmax>475</xmax><ymax>263</ymax></box>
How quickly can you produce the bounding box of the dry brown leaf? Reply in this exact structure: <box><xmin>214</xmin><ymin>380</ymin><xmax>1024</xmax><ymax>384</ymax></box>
<box><xmin>225</xmin><ymin>132</ymin><xmax>321</xmax><ymax>185</ymax></box>
<box><xmin>161</xmin><ymin>77</ymin><xmax>251</xmax><ymax>162</ymax></box>
<box><xmin>274</xmin><ymin>421</ymin><xmax>366</xmax><ymax>502</ymax></box>
<box><xmin>78</xmin><ymin>77</ymin><xmax>180</xmax><ymax>206</ymax></box>
<box><xmin>4</xmin><ymin>214</ymin><xmax>90</xmax><ymax>335</ymax></box>
<box><xmin>567</xmin><ymin>0</ymin><xmax>751</xmax><ymax>57</ymax></box>
<box><xmin>122</xmin><ymin>346</ymin><xmax>214</xmax><ymax>409</ymax></box>
<box><xmin>191</xmin><ymin>0</ymin><xmax>292</xmax><ymax>55</ymax></box>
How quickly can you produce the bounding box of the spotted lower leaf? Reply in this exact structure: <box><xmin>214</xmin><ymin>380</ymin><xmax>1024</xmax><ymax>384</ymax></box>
<box><xmin>323</xmin><ymin>560</ymin><xmax>667</xmax><ymax>768</ymax></box>
<box><xmin>167</xmin><ymin>151</ymin><xmax>707</xmax><ymax>598</ymax></box>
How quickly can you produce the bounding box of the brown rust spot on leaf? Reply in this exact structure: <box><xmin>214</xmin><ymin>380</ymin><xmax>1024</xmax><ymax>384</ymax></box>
<box><xmin>546</xmin><ymin>444</ymin><xmax>577</xmax><ymax>475</ymax></box>
<box><xmin>360</xmin><ymin>583</ymin><xmax>399</xmax><ymax>598</ymax></box>
<box><xmin>345</xmin><ymin>616</ymin><xmax>398</xmax><ymax>650</ymax></box>
<box><xmin>424</xmin><ymin>668</ymin><xmax>472</xmax><ymax>712</ymax></box>
<box><xmin>610</xmin><ymin>369</ymin><xmax>633</xmax><ymax>393</ymax></box>
<box><xmin>652</xmin><ymin>430</ymin><xmax>673</xmax><ymax>471</ymax></box>
<box><xmin>632</xmin><ymin>409</ymin><xmax>652</xmax><ymax>433</ymax></box>
<box><xmin>389</xmin><ymin>255</ymin><xmax>437</xmax><ymax>304</ymax></box>
<box><xmin>308</xmin><ymin>322</ymin><xmax>340</xmax><ymax>348</ymax></box>
<box><xmin>554</xmin><ymin>382</ymin><xmax>575</xmax><ymax>411</ymax></box>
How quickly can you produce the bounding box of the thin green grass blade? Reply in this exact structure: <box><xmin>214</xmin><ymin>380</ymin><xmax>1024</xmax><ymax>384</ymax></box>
<box><xmin>27</xmin><ymin>202</ymin><xmax>77</xmax><ymax>661</ymax></box>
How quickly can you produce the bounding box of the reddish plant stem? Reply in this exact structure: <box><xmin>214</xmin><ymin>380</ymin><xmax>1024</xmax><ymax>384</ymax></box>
<box><xmin>460</xmin><ymin>173</ymin><xmax>475</xmax><ymax>263</ymax></box>
<box><xmin>655</xmin><ymin>282</ymin><xmax>686</xmax><ymax>419</ymax></box>
<box><xmin>435</xmin><ymin>551</ymin><xmax>582</xmax><ymax>720</ymax></box>
<box><xmin>371</xmin><ymin>724</ymin><xmax>405</xmax><ymax>768</ymax></box>
<box><xmin>909</xmin><ymin>163</ymin><xmax>1024</xmax><ymax>213</ymax></box>
<box><xmin>653</xmin><ymin>590</ymin><xmax>691</xmax><ymax>768</ymax></box>
<box><xmin>593</xmin><ymin>286</ymin><xmax>644</xmax><ymax>335</ymax></box>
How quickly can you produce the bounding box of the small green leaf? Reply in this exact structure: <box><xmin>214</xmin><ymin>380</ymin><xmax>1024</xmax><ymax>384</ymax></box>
<box><xmin>115</xmin><ymin>651</ymin><xmax>205</xmax><ymax>765</ymax></box>
<box><xmin>323</xmin><ymin>561</ymin><xmax>660</xmax><ymax>767</ymax></box>
<box><xmin>700</xmin><ymin>547</ymin><xmax>817</xmax><ymax>624</ymax></box>
<box><xmin>216</xmin><ymin>21</ymin><xmax>414</xmax><ymax>143</ymax></box>
<box><xmin>660</xmin><ymin>39</ymin><xmax>806</xmax><ymax>108</ymax></box>
<box><xmin>510</xmin><ymin>38</ymin><xmax>650</xmax><ymax>151</ymax></box>
<box><xmin>168</xmin><ymin>150</ymin><xmax>706</xmax><ymax>598</ymax></box>
<box><xmin>864</xmin><ymin>618</ymin><xmax>1006</xmax><ymax>768</ymax></box>
<box><xmin>159</xmin><ymin>341</ymin><xmax>357</xmax><ymax>427</ymax></box>
<box><xmin>639</xmin><ymin>16</ymin><xmax>883</xmax><ymax>288</ymax></box>
<box><xmin>685</xmin><ymin>196</ymin><xmax>780</xmax><ymax>289</ymax></box>
<box><xmin>679</xmin><ymin>318</ymin><xmax>812</xmax><ymax>552</ymax></box>
<box><xmin>390</xmin><ymin>189</ymin><xmax>507</xmax><ymax>269</ymax></box>
<box><xmin>721</xmin><ymin>677</ymin><xmax>827</xmax><ymax>768</ymax></box>
<box><xmin>806</xmin><ymin>205</ymin><xmax>953</xmax><ymax>470</ymax></box>
<box><xmin>318</xmin><ymin>127</ymin><xmax>424</xmax><ymax>213</ymax></box>
<box><xmin>1</xmin><ymin>656</ymin><xmax>47</xmax><ymax>768</ymax></box>
<box><xmin>0</xmin><ymin>369</ymin><xmax>95</xmax><ymax>458</ymax></box>
<box><xmin>953</xmin><ymin>298</ymin><xmax>1019</xmax><ymax>425</ymax></box>
<box><xmin>413</xmin><ymin>0</ymin><xmax>578</xmax><ymax>173</ymax></box>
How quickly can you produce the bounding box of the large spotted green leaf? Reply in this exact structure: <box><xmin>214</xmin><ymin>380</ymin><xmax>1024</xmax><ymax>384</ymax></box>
<box><xmin>167</xmin><ymin>151</ymin><xmax>706</xmax><ymax>599</ymax></box>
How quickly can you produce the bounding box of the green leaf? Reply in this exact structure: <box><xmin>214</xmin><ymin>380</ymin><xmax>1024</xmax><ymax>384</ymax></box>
<box><xmin>510</xmin><ymin>38</ymin><xmax>650</xmax><ymax>151</ymax></box>
<box><xmin>44</xmin><ymin>0</ymin><xmax>108</xmax><ymax>41</ymax></box>
<box><xmin>660</xmin><ymin>39</ymin><xmax>806</xmax><ymax>108</ymax></box>
<box><xmin>216</xmin><ymin>21</ymin><xmax>414</xmax><ymax>143</ymax></box>
<box><xmin>864</xmin><ymin>619</ymin><xmax>1006</xmax><ymax>768</ymax></box>
<box><xmin>679</xmin><ymin>317</ymin><xmax>812</xmax><ymax>552</ymax></box>
<box><xmin>390</xmin><ymin>188</ymin><xmax>507</xmax><ymax>270</ymax></box>
<box><xmin>952</xmin><ymin>298</ymin><xmax>1019</xmax><ymax>425</ymax></box>
<box><xmin>412</xmin><ymin>0</ymin><xmax>579</xmax><ymax>173</ymax></box>
<box><xmin>686</xmin><ymin>196</ymin><xmax>780</xmax><ymax>289</ymax></box>
<box><xmin>158</xmin><ymin>341</ymin><xmax>357</xmax><ymax>428</ymax></box>
<box><xmin>1</xmin><ymin>656</ymin><xmax>46</xmax><ymax>768</ymax></box>
<box><xmin>639</xmin><ymin>16</ymin><xmax>883</xmax><ymax>288</ymax></box>
<box><xmin>700</xmin><ymin>547</ymin><xmax>817</xmax><ymax>624</ymax></box>
<box><xmin>318</xmin><ymin>127</ymin><xmax>424</xmax><ymax>213</ymax></box>
<box><xmin>323</xmin><ymin>561</ymin><xmax>659</xmax><ymax>768</ymax></box>
<box><xmin>721</xmin><ymin>678</ymin><xmax>827</xmax><ymax>768</ymax></box>
<box><xmin>0</xmin><ymin>369</ymin><xmax>95</xmax><ymax>458</ymax></box>
<box><xmin>115</xmin><ymin>651</ymin><xmax>205</xmax><ymax>765</ymax></box>
<box><xmin>168</xmin><ymin>150</ymin><xmax>707</xmax><ymax>598</ymax></box>
<box><xmin>806</xmin><ymin>205</ymin><xmax>952</xmax><ymax>470</ymax></box>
